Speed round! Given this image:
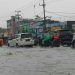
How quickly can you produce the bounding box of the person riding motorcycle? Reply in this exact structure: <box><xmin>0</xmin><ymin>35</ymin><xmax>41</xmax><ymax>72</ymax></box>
<box><xmin>42</xmin><ymin>31</ymin><xmax>52</xmax><ymax>46</ymax></box>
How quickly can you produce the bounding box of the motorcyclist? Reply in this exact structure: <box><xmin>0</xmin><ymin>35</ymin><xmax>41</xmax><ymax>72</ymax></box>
<box><xmin>42</xmin><ymin>30</ymin><xmax>52</xmax><ymax>47</ymax></box>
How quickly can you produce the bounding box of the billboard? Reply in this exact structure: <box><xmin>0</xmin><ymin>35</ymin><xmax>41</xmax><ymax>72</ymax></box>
<box><xmin>51</xmin><ymin>26</ymin><xmax>61</xmax><ymax>31</ymax></box>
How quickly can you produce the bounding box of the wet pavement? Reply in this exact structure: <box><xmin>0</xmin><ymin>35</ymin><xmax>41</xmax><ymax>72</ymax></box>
<box><xmin>0</xmin><ymin>46</ymin><xmax>75</xmax><ymax>75</ymax></box>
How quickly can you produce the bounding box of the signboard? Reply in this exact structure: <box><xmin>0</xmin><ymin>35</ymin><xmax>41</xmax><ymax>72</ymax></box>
<box><xmin>51</xmin><ymin>26</ymin><xmax>61</xmax><ymax>31</ymax></box>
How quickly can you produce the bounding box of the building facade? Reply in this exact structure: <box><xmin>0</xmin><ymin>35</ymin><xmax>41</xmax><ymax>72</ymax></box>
<box><xmin>67</xmin><ymin>21</ymin><xmax>75</xmax><ymax>32</ymax></box>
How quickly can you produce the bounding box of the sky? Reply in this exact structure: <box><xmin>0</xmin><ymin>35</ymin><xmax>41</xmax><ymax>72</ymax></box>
<box><xmin>0</xmin><ymin>0</ymin><xmax>75</xmax><ymax>28</ymax></box>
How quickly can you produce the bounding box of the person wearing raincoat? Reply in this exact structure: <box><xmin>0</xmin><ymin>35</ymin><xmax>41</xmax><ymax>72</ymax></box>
<box><xmin>42</xmin><ymin>31</ymin><xmax>52</xmax><ymax>47</ymax></box>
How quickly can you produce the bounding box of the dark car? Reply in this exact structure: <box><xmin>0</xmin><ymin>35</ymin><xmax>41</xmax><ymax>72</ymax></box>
<box><xmin>57</xmin><ymin>29</ymin><xmax>73</xmax><ymax>46</ymax></box>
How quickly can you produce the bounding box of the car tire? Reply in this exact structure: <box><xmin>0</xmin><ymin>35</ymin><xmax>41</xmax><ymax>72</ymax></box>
<box><xmin>67</xmin><ymin>43</ymin><xmax>71</xmax><ymax>47</ymax></box>
<box><xmin>8</xmin><ymin>43</ymin><xmax>10</xmax><ymax>47</ymax></box>
<box><xmin>29</xmin><ymin>45</ymin><xmax>33</xmax><ymax>47</ymax></box>
<box><xmin>16</xmin><ymin>43</ymin><xmax>19</xmax><ymax>47</ymax></box>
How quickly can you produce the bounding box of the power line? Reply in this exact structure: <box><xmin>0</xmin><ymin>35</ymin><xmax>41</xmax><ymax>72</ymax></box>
<box><xmin>17</xmin><ymin>0</ymin><xmax>34</xmax><ymax>11</ymax></box>
<box><xmin>0</xmin><ymin>0</ymin><xmax>35</xmax><ymax>24</ymax></box>
<box><xmin>46</xmin><ymin>10</ymin><xmax>75</xmax><ymax>14</ymax></box>
<box><xmin>2</xmin><ymin>0</ymin><xmax>34</xmax><ymax>18</ymax></box>
<box><xmin>46</xmin><ymin>10</ymin><xmax>75</xmax><ymax>18</ymax></box>
<box><xmin>46</xmin><ymin>0</ymin><xmax>64</xmax><ymax>4</ymax></box>
<box><xmin>34</xmin><ymin>0</ymin><xmax>46</xmax><ymax>19</ymax></box>
<box><xmin>34</xmin><ymin>0</ymin><xmax>41</xmax><ymax>4</ymax></box>
<box><xmin>18</xmin><ymin>0</ymin><xmax>41</xmax><ymax>11</ymax></box>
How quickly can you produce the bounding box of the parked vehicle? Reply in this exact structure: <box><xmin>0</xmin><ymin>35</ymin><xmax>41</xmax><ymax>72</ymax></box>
<box><xmin>57</xmin><ymin>29</ymin><xmax>73</xmax><ymax>46</ymax></box>
<box><xmin>8</xmin><ymin>33</ymin><xmax>34</xmax><ymax>47</ymax></box>
<box><xmin>71</xmin><ymin>33</ymin><xmax>75</xmax><ymax>48</ymax></box>
<box><xmin>40</xmin><ymin>31</ymin><xmax>53</xmax><ymax>47</ymax></box>
<box><xmin>0</xmin><ymin>38</ymin><xmax>4</xmax><ymax>46</ymax></box>
<box><xmin>52</xmin><ymin>31</ymin><xmax>60</xmax><ymax>47</ymax></box>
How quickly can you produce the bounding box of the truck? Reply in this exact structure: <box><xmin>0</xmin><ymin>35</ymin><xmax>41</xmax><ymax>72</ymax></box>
<box><xmin>57</xmin><ymin>29</ymin><xmax>73</xmax><ymax>46</ymax></box>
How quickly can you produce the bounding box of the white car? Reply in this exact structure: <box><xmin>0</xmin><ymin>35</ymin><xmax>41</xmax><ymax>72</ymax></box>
<box><xmin>8</xmin><ymin>33</ymin><xmax>34</xmax><ymax>47</ymax></box>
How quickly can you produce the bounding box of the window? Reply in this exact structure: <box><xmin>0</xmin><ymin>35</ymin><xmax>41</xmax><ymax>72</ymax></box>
<box><xmin>21</xmin><ymin>34</ymin><xmax>32</xmax><ymax>38</ymax></box>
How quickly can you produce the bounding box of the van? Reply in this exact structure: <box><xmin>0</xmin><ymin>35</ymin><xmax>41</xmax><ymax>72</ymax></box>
<box><xmin>8</xmin><ymin>33</ymin><xmax>34</xmax><ymax>47</ymax></box>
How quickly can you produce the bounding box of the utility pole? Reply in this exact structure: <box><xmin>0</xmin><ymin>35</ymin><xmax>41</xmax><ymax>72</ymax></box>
<box><xmin>15</xmin><ymin>10</ymin><xmax>21</xmax><ymax>33</ymax></box>
<box><xmin>42</xmin><ymin>0</ymin><xmax>46</xmax><ymax>30</ymax></box>
<box><xmin>40</xmin><ymin>0</ymin><xmax>46</xmax><ymax>32</ymax></box>
<box><xmin>43</xmin><ymin>0</ymin><xmax>46</xmax><ymax>30</ymax></box>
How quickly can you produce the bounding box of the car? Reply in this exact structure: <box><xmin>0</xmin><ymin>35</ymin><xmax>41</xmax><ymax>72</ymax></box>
<box><xmin>71</xmin><ymin>33</ymin><xmax>75</xmax><ymax>48</ymax></box>
<box><xmin>8</xmin><ymin>33</ymin><xmax>34</xmax><ymax>47</ymax></box>
<box><xmin>54</xmin><ymin>29</ymin><xmax>73</xmax><ymax>46</ymax></box>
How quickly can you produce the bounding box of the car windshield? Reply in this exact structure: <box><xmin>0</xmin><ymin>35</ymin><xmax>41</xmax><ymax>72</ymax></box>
<box><xmin>21</xmin><ymin>34</ymin><xmax>32</xmax><ymax>38</ymax></box>
<box><xmin>8</xmin><ymin>37</ymin><xmax>14</xmax><ymax>40</ymax></box>
<box><xmin>59</xmin><ymin>30</ymin><xmax>72</xmax><ymax>34</ymax></box>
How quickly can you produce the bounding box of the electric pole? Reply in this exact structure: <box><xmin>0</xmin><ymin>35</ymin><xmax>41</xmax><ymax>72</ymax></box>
<box><xmin>40</xmin><ymin>0</ymin><xmax>46</xmax><ymax>32</ymax></box>
<box><xmin>15</xmin><ymin>10</ymin><xmax>21</xmax><ymax>33</ymax></box>
<box><xmin>43</xmin><ymin>0</ymin><xmax>46</xmax><ymax>30</ymax></box>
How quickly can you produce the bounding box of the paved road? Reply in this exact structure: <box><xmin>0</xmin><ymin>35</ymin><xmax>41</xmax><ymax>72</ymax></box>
<box><xmin>0</xmin><ymin>46</ymin><xmax>75</xmax><ymax>75</ymax></box>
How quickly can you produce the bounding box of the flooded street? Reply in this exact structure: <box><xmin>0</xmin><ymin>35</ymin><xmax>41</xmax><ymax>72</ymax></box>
<box><xmin>0</xmin><ymin>46</ymin><xmax>75</xmax><ymax>75</ymax></box>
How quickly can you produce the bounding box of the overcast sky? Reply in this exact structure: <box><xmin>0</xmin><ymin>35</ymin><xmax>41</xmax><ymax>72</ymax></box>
<box><xmin>0</xmin><ymin>0</ymin><xmax>75</xmax><ymax>28</ymax></box>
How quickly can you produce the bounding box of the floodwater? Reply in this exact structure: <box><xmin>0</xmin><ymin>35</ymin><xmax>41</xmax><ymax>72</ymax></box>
<box><xmin>0</xmin><ymin>46</ymin><xmax>75</xmax><ymax>75</ymax></box>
